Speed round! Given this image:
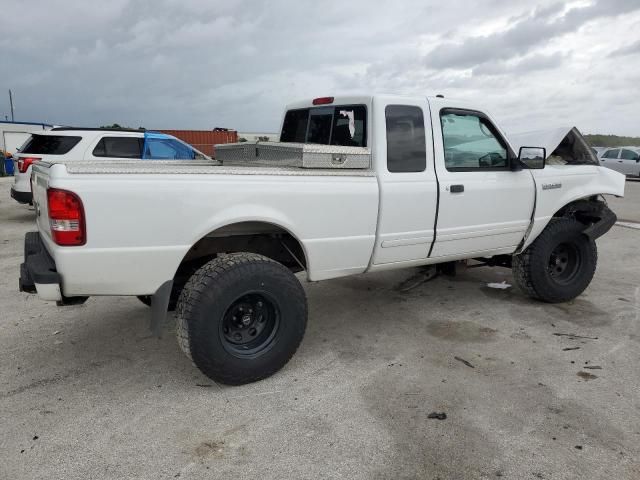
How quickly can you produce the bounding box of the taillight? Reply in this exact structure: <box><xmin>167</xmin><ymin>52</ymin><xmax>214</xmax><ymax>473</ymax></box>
<box><xmin>17</xmin><ymin>157</ymin><xmax>40</xmax><ymax>173</ymax></box>
<box><xmin>47</xmin><ymin>188</ymin><xmax>86</xmax><ymax>246</ymax></box>
<box><xmin>312</xmin><ymin>96</ymin><xmax>334</xmax><ymax>105</ymax></box>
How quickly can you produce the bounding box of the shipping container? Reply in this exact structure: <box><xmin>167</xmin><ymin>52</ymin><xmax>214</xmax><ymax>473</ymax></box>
<box><xmin>157</xmin><ymin>129</ymin><xmax>238</xmax><ymax>157</ymax></box>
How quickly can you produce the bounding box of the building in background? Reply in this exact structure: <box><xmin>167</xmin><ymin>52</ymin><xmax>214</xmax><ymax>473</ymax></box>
<box><xmin>157</xmin><ymin>129</ymin><xmax>238</xmax><ymax>157</ymax></box>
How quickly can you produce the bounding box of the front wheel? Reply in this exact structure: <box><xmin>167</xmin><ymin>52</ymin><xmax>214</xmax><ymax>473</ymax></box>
<box><xmin>175</xmin><ymin>253</ymin><xmax>307</xmax><ymax>385</ymax></box>
<box><xmin>512</xmin><ymin>218</ymin><xmax>597</xmax><ymax>303</ymax></box>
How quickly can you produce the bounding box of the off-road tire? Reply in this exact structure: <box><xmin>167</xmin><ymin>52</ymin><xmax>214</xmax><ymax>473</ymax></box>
<box><xmin>512</xmin><ymin>218</ymin><xmax>597</xmax><ymax>303</ymax></box>
<box><xmin>175</xmin><ymin>253</ymin><xmax>307</xmax><ymax>385</ymax></box>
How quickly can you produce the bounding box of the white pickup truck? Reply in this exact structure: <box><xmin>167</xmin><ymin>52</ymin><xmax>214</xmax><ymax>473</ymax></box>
<box><xmin>20</xmin><ymin>95</ymin><xmax>624</xmax><ymax>385</ymax></box>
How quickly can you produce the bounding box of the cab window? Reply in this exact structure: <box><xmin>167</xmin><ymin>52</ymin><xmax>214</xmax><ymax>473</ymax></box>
<box><xmin>440</xmin><ymin>110</ymin><xmax>509</xmax><ymax>171</ymax></box>
<box><xmin>385</xmin><ymin>105</ymin><xmax>426</xmax><ymax>173</ymax></box>
<box><xmin>280</xmin><ymin>105</ymin><xmax>367</xmax><ymax>147</ymax></box>
<box><xmin>602</xmin><ymin>149</ymin><xmax>620</xmax><ymax>159</ymax></box>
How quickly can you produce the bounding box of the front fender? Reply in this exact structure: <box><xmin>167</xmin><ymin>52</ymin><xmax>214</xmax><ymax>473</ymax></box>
<box><xmin>521</xmin><ymin>165</ymin><xmax>625</xmax><ymax>250</ymax></box>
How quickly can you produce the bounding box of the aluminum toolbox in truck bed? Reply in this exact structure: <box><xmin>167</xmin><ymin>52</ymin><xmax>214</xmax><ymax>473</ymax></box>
<box><xmin>215</xmin><ymin>141</ymin><xmax>371</xmax><ymax>169</ymax></box>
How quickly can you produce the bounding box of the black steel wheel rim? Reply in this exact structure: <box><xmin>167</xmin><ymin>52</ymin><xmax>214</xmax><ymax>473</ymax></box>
<box><xmin>220</xmin><ymin>292</ymin><xmax>279</xmax><ymax>356</ymax></box>
<box><xmin>547</xmin><ymin>242</ymin><xmax>581</xmax><ymax>284</ymax></box>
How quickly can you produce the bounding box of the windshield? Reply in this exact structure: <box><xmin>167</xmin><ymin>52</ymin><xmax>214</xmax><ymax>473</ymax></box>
<box><xmin>280</xmin><ymin>105</ymin><xmax>367</xmax><ymax>147</ymax></box>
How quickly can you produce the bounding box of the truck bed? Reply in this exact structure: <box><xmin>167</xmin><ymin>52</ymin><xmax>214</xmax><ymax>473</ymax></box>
<box><xmin>42</xmin><ymin>160</ymin><xmax>375</xmax><ymax>177</ymax></box>
<box><xmin>31</xmin><ymin>159</ymin><xmax>380</xmax><ymax>295</ymax></box>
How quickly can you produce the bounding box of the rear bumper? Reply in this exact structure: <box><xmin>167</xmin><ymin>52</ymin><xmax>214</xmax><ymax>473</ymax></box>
<box><xmin>10</xmin><ymin>187</ymin><xmax>32</xmax><ymax>204</ymax></box>
<box><xmin>19</xmin><ymin>232</ymin><xmax>88</xmax><ymax>305</ymax></box>
<box><xmin>20</xmin><ymin>232</ymin><xmax>62</xmax><ymax>301</ymax></box>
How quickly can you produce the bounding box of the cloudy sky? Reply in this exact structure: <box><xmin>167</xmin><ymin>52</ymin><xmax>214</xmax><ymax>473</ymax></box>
<box><xmin>1</xmin><ymin>0</ymin><xmax>639</xmax><ymax>135</ymax></box>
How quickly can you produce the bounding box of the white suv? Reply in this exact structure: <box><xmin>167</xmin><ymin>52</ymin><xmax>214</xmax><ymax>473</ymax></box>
<box><xmin>10</xmin><ymin>128</ymin><xmax>210</xmax><ymax>204</ymax></box>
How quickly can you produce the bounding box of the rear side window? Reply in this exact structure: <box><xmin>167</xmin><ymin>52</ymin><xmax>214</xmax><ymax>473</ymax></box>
<box><xmin>93</xmin><ymin>137</ymin><xmax>143</xmax><ymax>158</ymax></box>
<box><xmin>21</xmin><ymin>135</ymin><xmax>81</xmax><ymax>155</ymax></box>
<box><xmin>602</xmin><ymin>149</ymin><xmax>619</xmax><ymax>159</ymax></box>
<box><xmin>621</xmin><ymin>149</ymin><xmax>639</xmax><ymax>160</ymax></box>
<box><xmin>385</xmin><ymin>105</ymin><xmax>426</xmax><ymax>173</ymax></box>
<box><xmin>280</xmin><ymin>105</ymin><xmax>367</xmax><ymax>147</ymax></box>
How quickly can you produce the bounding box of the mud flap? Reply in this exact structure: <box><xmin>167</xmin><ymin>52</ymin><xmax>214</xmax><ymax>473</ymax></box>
<box><xmin>150</xmin><ymin>280</ymin><xmax>173</xmax><ymax>338</ymax></box>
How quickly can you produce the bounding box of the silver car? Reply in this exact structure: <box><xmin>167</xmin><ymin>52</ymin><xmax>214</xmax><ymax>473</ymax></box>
<box><xmin>599</xmin><ymin>147</ymin><xmax>640</xmax><ymax>177</ymax></box>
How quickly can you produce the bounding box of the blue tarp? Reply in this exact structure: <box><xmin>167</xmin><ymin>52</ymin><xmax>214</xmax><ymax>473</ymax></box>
<box><xmin>142</xmin><ymin>132</ymin><xmax>195</xmax><ymax>160</ymax></box>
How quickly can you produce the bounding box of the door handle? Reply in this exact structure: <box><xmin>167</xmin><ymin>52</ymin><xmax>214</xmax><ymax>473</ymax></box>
<box><xmin>449</xmin><ymin>184</ymin><xmax>464</xmax><ymax>193</ymax></box>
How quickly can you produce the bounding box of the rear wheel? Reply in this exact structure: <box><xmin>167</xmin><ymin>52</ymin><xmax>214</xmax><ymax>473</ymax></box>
<box><xmin>175</xmin><ymin>253</ymin><xmax>307</xmax><ymax>385</ymax></box>
<box><xmin>512</xmin><ymin>218</ymin><xmax>597</xmax><ymax>303</ymax></box>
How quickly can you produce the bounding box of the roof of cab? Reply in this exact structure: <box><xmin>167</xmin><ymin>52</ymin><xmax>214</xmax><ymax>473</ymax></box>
<box><xmin>284</xmin><ymin>94</ymin><xmax>469</xmax><ymax>110</ymax></box>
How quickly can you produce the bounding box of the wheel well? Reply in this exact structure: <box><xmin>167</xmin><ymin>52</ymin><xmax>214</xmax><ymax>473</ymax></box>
<box><xmin>553</xmin><ymin>196</ymin><xmax>606</xmax><ymax>225</ymax></box>
<box><xmin>178</xmin><ymin>222</ymin><xmax>307</xmax><ymax>276</ymax></box>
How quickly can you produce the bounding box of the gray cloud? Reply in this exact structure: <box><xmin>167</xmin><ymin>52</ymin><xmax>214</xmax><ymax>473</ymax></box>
<box><xmin>472</xmin><ymin>52</ymin><xmax>567</xmax><ymax>76</ymax></box>
<box><xmin>610</xmin><ymin>39</ymin><xmax>640</xmax><ymax>57</ymax></box>
<box><xmin>0</xmin><ymin>0</ymin><xmax>639</xmax><ymax>137</ymax></box>
<box><xmin>424</xmin><ymin>0</ymin><xmax>640</xmax><ymax>70</ymax></box>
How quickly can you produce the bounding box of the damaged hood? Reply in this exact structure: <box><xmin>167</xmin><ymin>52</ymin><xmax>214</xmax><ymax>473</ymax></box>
<box><xmin>508</xmin><ymin>126</ymin><xmax>598</xmax><ymax>165</ymax></box>
<box><xmin>508</xmin><ymin>127</ymin><xmax>574</xmax><ymax>156</ymax></box>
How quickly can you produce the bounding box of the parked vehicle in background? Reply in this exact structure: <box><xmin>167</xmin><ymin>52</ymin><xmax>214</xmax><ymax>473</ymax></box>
<box><xmin>598</xmin><ymin>147</ymin><xmax>640</xmax><ymax>177</ymax></box>
<box><xmin>0</xmin><ymin>121</ymin><xmax>52</xmax><ymax>176</ymax></box>
<box><xmin>10</xmin><ymin>128</ymin><xmax>211</xmax><ymax>204</ymax></box>
<box><xmin>20</xmin><ymin>94</ymin><xmax>624</xmax><ymax>385</ymax></box>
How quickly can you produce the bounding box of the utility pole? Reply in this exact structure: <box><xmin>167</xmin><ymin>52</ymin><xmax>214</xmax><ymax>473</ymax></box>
<box><xmin>9</xmin><ymin>89</ymin><xmax>14</xmax><ymax>121</ymax></box>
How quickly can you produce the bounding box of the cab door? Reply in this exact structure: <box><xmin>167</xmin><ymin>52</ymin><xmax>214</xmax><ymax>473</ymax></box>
<box><xmin>429</xmin><ymin>101</ymin><xmax>535</xmax><ymax>258</ymax></box>
<box><xmin>370</xmin><ymin>96</ymin><xmax>438</xmax><ymax>266</ymax></box>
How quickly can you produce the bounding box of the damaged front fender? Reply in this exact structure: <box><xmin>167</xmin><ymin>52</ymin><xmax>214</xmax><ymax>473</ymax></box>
<box><xmin>581</xmin><ymin>203</ymin><xmax>617</xmax><ymax>240</ymax></box>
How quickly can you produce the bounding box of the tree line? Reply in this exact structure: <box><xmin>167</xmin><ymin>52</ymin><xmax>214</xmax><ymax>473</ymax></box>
<box><xmin>584</xmin><ymin>134</ymin><xmax>640</xmax><ymax>147</ymax></box>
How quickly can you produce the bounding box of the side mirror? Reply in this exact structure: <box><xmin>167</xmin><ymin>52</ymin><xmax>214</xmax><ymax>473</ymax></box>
<box><xmin>518</xmin><ymin>146</ymin><xmax>546</xmax><ymax>169</ymax></box>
